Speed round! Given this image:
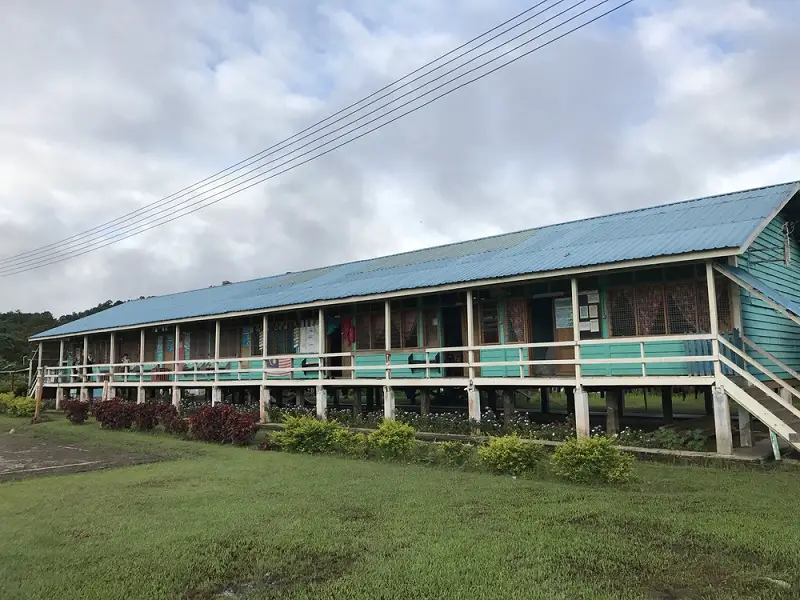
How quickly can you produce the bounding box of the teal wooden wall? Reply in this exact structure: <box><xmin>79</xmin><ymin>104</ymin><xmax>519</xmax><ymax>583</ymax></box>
<box><xmin>740</xmin><ymin>215</ymin><xmax>800</xmax><ymax>378</ymax></box>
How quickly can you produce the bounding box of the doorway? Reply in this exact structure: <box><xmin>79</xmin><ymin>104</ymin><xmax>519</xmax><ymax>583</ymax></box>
<box><xmin>441</xmin><ymin>306</ymin><xmax>464</xmax><ymax>377</ymax></box>
<box><xmin>530</xmin><ymin>297</ymin><xmax>556</xmax><ymax>377</ymax></box>
<box><xmin>327</xmin><ymin>318</ymin><xmax>343</xmax><ymax>379</ymax></box>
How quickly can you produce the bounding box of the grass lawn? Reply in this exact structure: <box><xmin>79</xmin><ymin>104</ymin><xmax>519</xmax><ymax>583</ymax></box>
<box><xmin>1</xmin><ymin>415</ymin><xmax>798</xmax><ymax>600</ymax></box>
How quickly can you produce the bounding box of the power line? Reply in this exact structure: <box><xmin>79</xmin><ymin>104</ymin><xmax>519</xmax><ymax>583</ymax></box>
<box><xmin>0</xmin><ymin>0</ymin><xmax>564</xmax><ymax>268</ymax></box>
<box><xmin>0</xmin><ymin>0</ymin><xmax>634</xmax><ymax>277</ymax></box>
<box><xmin>2</xmin><ymin>0</ymin><xmax>589</xmax><ymax>274</ymax></box>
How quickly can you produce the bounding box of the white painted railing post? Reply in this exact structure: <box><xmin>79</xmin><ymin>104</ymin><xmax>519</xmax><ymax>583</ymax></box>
<box><xmin>108</xmin><ymin>332</ymin><xmax>116</xmax><ymax>398</ymax></box>
<box><xmin>384</xmin><ymin>301</ymin><xmax>391</xmax><ymax>380</ymax></box>
<box><xmin>318</xmin><ymin>308</ymin><xmax>325</xmax><ymax>381</ymax></box>
<box><xmin>262</xmin><ymin>314</ymin><xmax>268</xmax><ymax>382</ymax></box>
<box><xmin>213</xmin><ymin>320</ymin><xmax>221</xmax><ymax>402</ymax></box>
<box><xmin>139</xmin><ymin>329</ymin><xmax>145</xmax><ymax>385</ymax></box>
<box><xmin>58</xmin><ymin>339</ymin><xmax>64</xmax><ymax>386</ymax></box>
<box><xmin>465</xmin><ymin>290</ymin><xmax>480</xmax><ymax>422</ymax></box>
<box><xmin>575</xmin><ymin>388</ymin><xmax>590</xmax><ymax>438</ymax></box>
<box><xmin>570</xmin><ymin>278</ymin><xmax>582</xmax><ymax>387</ymax></box>
<box><xmin>706</xmin><ymin>262</ymin><xmax>721</xmax><ymax>381</ymax></box>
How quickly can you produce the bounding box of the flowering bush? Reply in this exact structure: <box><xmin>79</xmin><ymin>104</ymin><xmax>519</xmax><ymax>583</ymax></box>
<box><xmin>63</xmin><ymin>400</ymin><xmax>90</xmax><ymax>424</ymax></box>
<box><xmin>328</xmin><ymin>409</ymin><xmax>383</xmax><ymax>429</ymax></box>
<box><xmin>613</xmin><ymin>427</ymin><xmax>707</xmax><ymax>452</ymax></box>
<box><xmin>551</xmin><ymin>436</ymin><xmax>634</xmax><ymax>484</ymax></box>
<box><xmin>477</xmin><ymin>436</ymin><xmax>546</xmax><ymax>476</ymax></box>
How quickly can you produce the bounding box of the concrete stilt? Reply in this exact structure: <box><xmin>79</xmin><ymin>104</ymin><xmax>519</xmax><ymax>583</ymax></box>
<box><xmin>353</xmin><ymin>388</ymin><xmax>363</xmax><ymax>416</ymax></box>
<box><xmin>212</xmin><ymin>386</ymin><xmax>222</xmax><ymax>406</ymax></box>
<box><xmin>55</xmin><ymin>387</ymin><xmax>64</xmax><ymax>410</ymax></box>
<box><xmin>738</xmin><ymin>406</ymin><xmax>752</xmax><ymax>448</ymax></box>
<box><xmin>420</xmin><ymin>389</ymin><xmax>431</xmax><ymax>416</ymax></box>
<box><xmin>383</xmin><ymin>386</ymin><xmax>395</xmax><ymax>420</ymax></box>
<box><xmin>260</xmin><ymin>386</ymin><xmax>271</xmax><ymax>423</ymax></box>
<box><xmin>712</xmin><ymin>385</ymin><xmax>733</xmax><ymax>455</ymax></box>
<box><xmin>295</xmin><ymin>391</ymin><xmax>304</xmax><ymax>408</ymax></box>
<box><xmin>137</xmin><ymin>386</ymin><xmax>145</xmax><ymax>404</ymax></box>
<box><xmin>574</xmin><ymin>387</ymin><xmax>590</xmax><ymax>438</ymax></box>
<box><xmin>316</xmin><ymin>386</ymin><xmax>328</xmax><ymax>420</ymax></box>
<box><xmin>661</xmin><ymin>387</ymin><xmax>673</xmax><ymax>423</ymax></box>
<box><xmin>467</xmin><ymin>384</ymin><xmax>481</xmax><ymax>423</ymax></box>
<box><xmin>502</xmin><ymin>389</ymin><xmax>514</xmax><ymax>429</ymax></box>
<box><xmin>80</xmin><ymin>387</ymin><xmax>89</xmax><ymax>403</ymax></box>
<box><xmin>172</xmin><ymin>386</ymin><xmax>181</xmax><ymax>409</ymax></box>
<box><xmin>606</xmin><ymin>389</ymin><xmax>622</xmax><ymax>436</ymax></box>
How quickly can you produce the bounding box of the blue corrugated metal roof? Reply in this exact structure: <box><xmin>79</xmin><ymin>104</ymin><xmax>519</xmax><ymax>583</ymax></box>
<box><xmin>32</xmin><ymin>181</ymin><xmax>800</xmax><ymax>339</ymax></box>
<box><xmin>720</xmin><ymin>264</ymin><xmax>800</xmax><ymax>319</ymax></box>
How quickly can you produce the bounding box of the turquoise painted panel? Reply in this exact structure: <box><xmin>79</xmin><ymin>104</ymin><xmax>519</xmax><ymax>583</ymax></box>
<box><xmin>581</xmin><ymin>341</ymin><xmax>692</xmax><ymax>376</ymax></box>
<box><xmin>479</xmin><ymin>348</ymin><xmax>525</xmax><ymax>377</ymax></box>
<box><xmin>354</xmin><ymin>353</ymin><xmax>386</xmax><ymax>378</ymax></box>
<box><xmin>740</xmin><ymin>215</ymin><xmax>800</xmax><ymax>379</ymax></box>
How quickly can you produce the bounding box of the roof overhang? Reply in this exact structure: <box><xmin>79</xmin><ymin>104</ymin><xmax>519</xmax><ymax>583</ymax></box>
<box><xmin>29</xmin><ymin>248</ymin><xmax>738</xmax><ymax>342</ymax></box>
<box><xmin>739</xmin><ymin>182</ymin><xmax>800</xmax><ymax>253</ymax></box>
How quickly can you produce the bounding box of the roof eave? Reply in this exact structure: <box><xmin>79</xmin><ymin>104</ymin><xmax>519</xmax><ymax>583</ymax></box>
<box><xmin>28</xmin><ymin>247</ymin><xmax>739</xmax><ymax>342</ymax></box>
<box><xmin>738</xmin><ymin>182</ymin><xmax>800</xmax><ymax>254</ymax></box>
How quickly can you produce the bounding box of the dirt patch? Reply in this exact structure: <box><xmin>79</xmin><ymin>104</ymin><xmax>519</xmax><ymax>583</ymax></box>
<box><xmin>183</xmin><ymin>547</ymin><xmax>358</xmax><ymax>600</ymax></box>
<box><xmin>0</xmin><ymin>432</ymin><xmax>159</xmax><ymax>481</ymax></box>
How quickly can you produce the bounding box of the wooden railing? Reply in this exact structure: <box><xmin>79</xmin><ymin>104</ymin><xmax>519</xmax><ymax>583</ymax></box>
<box><xmin>42</xmin><ymin>333</ymin><xmax>720</xmax><ymax>385</ymax></box>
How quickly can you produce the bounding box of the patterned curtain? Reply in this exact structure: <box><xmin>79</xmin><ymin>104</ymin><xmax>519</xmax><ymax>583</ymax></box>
<box><xmin>635</xmin><ymin>285</ymin><xmax>666</xmax><ymax>335</ymax></box>
<box><xmin>402</xmin><ymin>311</ymin><xmax>419</xmax><ymax>347</ymax></box>
<box><xmin>505</xmin><ymin>299</ymin><xmax>527</xmax><ymax>343</ymax></box>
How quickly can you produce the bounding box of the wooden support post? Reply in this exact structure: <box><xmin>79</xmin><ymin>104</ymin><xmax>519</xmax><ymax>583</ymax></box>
<box><xmin>704</xmin><ymin>387</ymin><xmax>713</xmax><ymax>415</ymax></box>
<box><xmin>260</xmin><ymin>386</ymin><xmax>271</xmax><ymax>423</ymax></box>
<box><xmin>58</xmin><ymin>339</ymin><xmax>65</xmax><ymax>385</ymax></box>
<box><xmin>566</xmin><ymin>387</ymin><xmax>575</xmax><ymax>415</ymax></box>
<box><xmin>383</xmin><ymin>386</ymin><xmax>395</xmax><ymax>420</ymax></box>
<box><xmin>33</xmin><ymin>367</ymin><xmax>44</xmax><ymax>422</ymax></box>
<box><xmin>55</xmin><ymin>387</ymin><xmax>64</xmax><ymax>410</ymax></box>
<box><xmin>706</xmin><ymin>262</ymin><xmax>722</xmax><ymax>382</ymax></box>
<box><xmin>574</xmin><ymin>388</ymin><xmax>590</xmax><ymax>438</ymax></box>
<box><xmin>712</xmin><ymin>385</ymin><xmax>733</xmax><ymax>455</ymax></box>
<box><xmin>570</xmin><ymin>277</ymin><xmax>582</xmax><ymax>388</ymax></box>
<box><xmin>502</xmin><ymin>389</ymin><xmax>514</xmax><ymax>429</ymax></box>
<box><xmin>262</xmin><ymin>314</ymin><xmax>268</xmax><ymax>382</ymax></box>
<box><xmin>661</xmin><ymin>387</ymin><xmax>673</xmax><ymax>423</ymax></box>
<box><xmin>606</xmin><ymin>389</ymin><xmax>622</xmax><ymax>436</ymax></box>
<box><xmin>466</xmin><ymin>290</ymin><xmax>475</xmax><ymax>381</ymax></box>
<box><xmin>214</xmin><ymin>320</ymin><xmax>221</xmax><ymax>383</ymax></box>
<box><xmin>780</xmin><ymin>387</ymin><xmax>794</xmax><ymax>407</ymax></box>
<box><xmin>353</xmin><ymin>388</ymin><xmax>363</xmax><ymax>416</ymax></box>
<box><xmin>137</xmin><ymin>387</ymin><xmax>145</xmax><ymax>404</ymax></box>
<box><xmin>738</xmin><ymin>406</ymin><xmax>752</xmax><ymax>448</ymax></box>
<box><xmin>486</xmin><ymin>388</ymin><xmax>498</xmax><ymax>412</ymax></box>
<box><xmin>318</xmin><ymin>308</ymin><xmax>325</xmax><ymax>381</ymax></box>
<box><xmin>540</xmin><ymin>387</ymin><xmax>550</xmax><ymax>414</ymax></box>
<box><xmin>83</xmin><ymin>336</ymin><xmax>89</xmax><ymax>381</ymax></box>
<box><xmin>316</xmin><ymin>385</ymin><xmax>327</xmax><ymax>420</ymax></box>
<box><xmin>139</xmin><ymin>329</ymin><xmax>146</xmax><ymax>384</ymax></box>
<box><xmin>420</xmin><ymin>389</ymin><xmax>431</xmax><ymax>416</ymax></box>
<box><xmin>384</xmin><ymin>301</ymin><xmax>391</xmax><ymax>380</ymax></box>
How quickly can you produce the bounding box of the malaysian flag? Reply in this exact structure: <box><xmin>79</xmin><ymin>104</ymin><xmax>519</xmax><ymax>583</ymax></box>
<box><xmin>265</xmin><ymin>357</ymin><xmax>292</xmax><ymax>376</ymax></box>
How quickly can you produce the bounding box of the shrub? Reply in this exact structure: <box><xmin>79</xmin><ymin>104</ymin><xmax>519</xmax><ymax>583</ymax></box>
<box><xmin>551</xmin><ymin>436</ymin><xmax>634</xmax><ymax>484</ymax></box>
<box><xmin>163</xmin><ymin>415</ymin><xmax>189</xmax><ymax>436</ymax></box>
<box><xmin>189</xmin><ymin>405</ymin><xmax>233</xmax><ymax>443</ymax></box>
<box><xmin>437</xmin><ymin>441</ymin><xmax>475</xmax><ymax>468</ymax></box>
<box><xmin>257</xmin><ymin>433</ymin><xmax>282</xmax><ymax>452</ymax></box>
<box><xmin>225</xmin><ymin>412</ymin><xmax>258</xmax><ymax>446</ymax></box>
<box><xmin>95</xmin><ymin>399</ymin><xmax>134</xmax><ymax>430</ymax></box>
<box><xmin>277</xmin><ymin>416</ymin><xmax>341</xmax><ymax>453</ymax></box>
<box><xmin>0</xmin><ymin>394</ymin><xmax>37</xmax><ymax>418</ymax></box>
<box><xmin>477</xmin><ymin>435</ymin><xmax>545</xmax><ymax>476</ymax></box>
<box><xmin>0</xmin><ymin>392</ymin><xmax>14</xmax><ymax>414</ymax></box>
<box><xmin>368</xmin><ymin>420</ymin><xmax>416</xmax><ymax>460</ymax></box>
<box><xmin>132</xmin><ymin>404</ymin><xmax>157</xmax><ymax>431</ymax></box>
<box><xmin>330</xmin><ymin>428</ymin><xmax>370</xmax><ymax>457</ymax></box>
<box><xmin>63</xmin><ymin>400</ymin><xmax>90</xmax><ymax>424</ymax></box>
<box><xmin>154</xmin><ymin>403</ymin><xmax>178</xmax><ymax>425</ymax></box>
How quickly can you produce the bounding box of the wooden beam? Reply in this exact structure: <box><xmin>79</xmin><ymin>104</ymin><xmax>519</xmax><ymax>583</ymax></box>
<box><xmin>570</xmin><ymin>278</ymin><xmax>582</xmax><ymax>387</ymax></box>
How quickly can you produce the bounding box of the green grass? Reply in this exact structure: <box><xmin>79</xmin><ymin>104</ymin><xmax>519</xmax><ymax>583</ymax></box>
<box><xmin>1</xmin><ymin>415</ymin><xmax>799</xmax><ymax>600</ymax></box>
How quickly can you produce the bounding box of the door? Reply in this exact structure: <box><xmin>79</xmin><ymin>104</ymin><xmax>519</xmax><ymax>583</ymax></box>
<box><xmin>327</xmin><ymin>318</ymin><xmax>343</xmax><ymax>379</ymax></box>
<box><xmin>530</xmin><ymin>297</ymin><xmax>556</xmax><ymax>376</ymax></box>
<box><xmin>553</xmin><ymin>297</ymin><xmax>575</xmax><ymax>377</ymax></box>
<box><xmin>441</xmin><ymin>306</ymin><xmax>464</xmax><ymax>377</ymax></box>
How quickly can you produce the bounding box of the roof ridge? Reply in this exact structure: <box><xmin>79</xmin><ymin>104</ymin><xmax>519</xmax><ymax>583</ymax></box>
<box><xmin>68</xmin><ymin>180</ymin><xmax>800</xmax><ymax>310</ymax></box>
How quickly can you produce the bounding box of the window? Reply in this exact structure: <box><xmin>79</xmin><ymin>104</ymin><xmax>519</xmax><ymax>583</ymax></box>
<box><xmin>504</xmin><ymin>299</ymin><xmax>528</xmax><ymax>343</ymax></box>
<box><xmin>219</xmin><ymin>328</ymin><xmax>240</xmax><ymax>358</ymax></box>
<box><xmin>356</xmin><ymin>312</ymin><xmax>386</xmax><ymax>350</ymax></box>
<box><xmin>609</xmin><ymin>277</ymin><xmax>732</xmax><ymax>337</ymax></box>
<box><xmin>190</xmin><ymin>330</ymin><xmax>211</xmax><ymax>360</ymax></box>
<box><xmin>267</xmin><ymin>319</ymin><xmax>295</xmax><ymax>355</ymax></box>
<box><xmin>480</xmin><ymin>300</ymin><xmax>500</xmax><ymax>344</ymax></box>
<box><xmin>391</xmin><ymin>310</ymin><xmax>419</xmax><ymax>349</ymax></box>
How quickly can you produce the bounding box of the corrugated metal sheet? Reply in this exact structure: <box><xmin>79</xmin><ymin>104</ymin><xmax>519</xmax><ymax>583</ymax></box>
<box><xmin>724</xmin><ymin>264</ymin><xmax>800</xmax><ymax>320</ymax></box>
<box><xmin>32</xmin><ymin>181</ymin><xmax>800</xmax><ymax>339</ymax></box>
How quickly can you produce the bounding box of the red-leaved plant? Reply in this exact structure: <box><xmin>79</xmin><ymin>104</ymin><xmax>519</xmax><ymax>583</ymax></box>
<box><xmin>63</xmin><ymin>400</ymin><xmax>90</xmax><ymax>425</ymax></box>
<box><xmin>189</xmin><ymin>405</ymin><xmax>257</xmax><ymax>445</ymax></box>
<box><xmin>94</xmin><ymin>399</ymin><xmax>134</xmax><ymax>430</ymax></box>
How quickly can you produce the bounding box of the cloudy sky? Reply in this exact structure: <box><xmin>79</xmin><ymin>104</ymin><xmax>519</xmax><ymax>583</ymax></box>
<box><xmin>1</xmin><ymin>0</ymin><xmax>799</xmax><ymax>315</ymax></box>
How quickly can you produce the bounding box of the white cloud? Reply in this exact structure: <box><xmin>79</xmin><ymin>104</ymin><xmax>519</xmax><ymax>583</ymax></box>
<box><xmin>1</xmin><ymin>0</ymin><xmax>799</xmax><ymax>316</ymax></box>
